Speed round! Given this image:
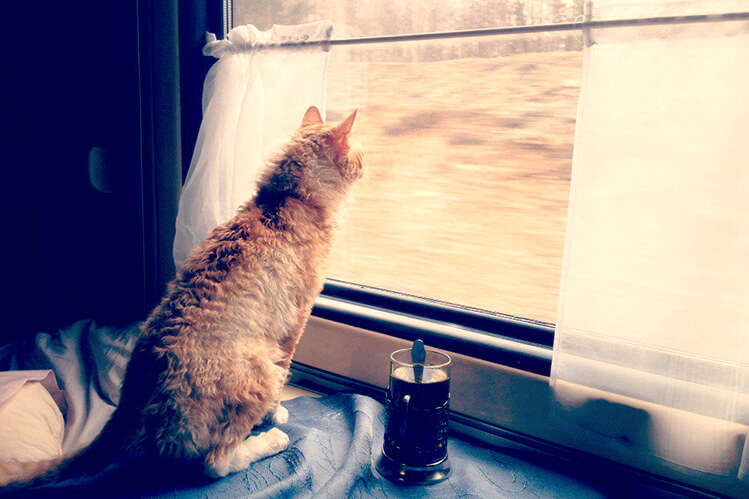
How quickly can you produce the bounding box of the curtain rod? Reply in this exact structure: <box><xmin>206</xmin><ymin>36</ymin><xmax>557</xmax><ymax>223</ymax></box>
<box><xmin>231</xmin><ymin>12</ymin><xmax>749</xmax><ymax>49</ymax></box>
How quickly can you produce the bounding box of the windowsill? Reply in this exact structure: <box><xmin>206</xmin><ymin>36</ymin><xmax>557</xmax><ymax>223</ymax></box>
<box><xmin>293</xmin><ymin>316</ymin><xmax>749</xmax><ymax>498</ymax></box>
<box><xmin>313</xmin><ymin>290</ymin><xmax>552</xmax><ymax>375</ymax></box>
<box><xmin>281</xmin><ymin>384</ymin><xmax>321</xmax><ymax>401</ymax></box>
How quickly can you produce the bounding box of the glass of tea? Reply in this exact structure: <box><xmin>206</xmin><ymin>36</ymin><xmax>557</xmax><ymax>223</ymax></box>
<box><xmin>376</xmin><ymin>344</ymin><xmax>452</xmax><ymax>485</ymax></box>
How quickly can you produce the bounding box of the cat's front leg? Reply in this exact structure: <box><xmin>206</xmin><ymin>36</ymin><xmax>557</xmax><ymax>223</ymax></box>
<box><xmin>272</xmin><ymin>404</ymin><xmax>289</xmax><ymax>424</ymax></box>
<box><xmin>204</xmin><ymin>428</ymin><xmax>290</xmax><ymax>478</ymax></box>
<box><xmin>262</xmin><ymin>402</ymin><xmax>289</xmax><ymax>425</ymax></box>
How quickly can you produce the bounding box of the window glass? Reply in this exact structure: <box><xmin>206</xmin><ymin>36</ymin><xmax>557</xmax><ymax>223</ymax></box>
<box><xmin>233</xmin><ymin>1</ymin><xmax>583</xmax><ymax>323</ymax></box>
<box><xmin>234</xmin><ymin>1</ymin><xmax>584</xmax><ymax>38</ymax></box>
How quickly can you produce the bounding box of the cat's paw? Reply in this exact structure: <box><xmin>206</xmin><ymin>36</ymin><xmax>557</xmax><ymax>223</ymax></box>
<box><xmin>262</xmin><ymin>427</ymin><xmax>290</xmax><ymax>455</ymax></box>
<box><xmin>272</xmin><ymin>405</ymin><xmax>289</xmax><ymax>425</ymax></box>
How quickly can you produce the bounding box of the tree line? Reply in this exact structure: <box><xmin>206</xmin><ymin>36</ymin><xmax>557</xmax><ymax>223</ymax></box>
<box><xmin>234</xmin><ymin>0</ymin><xmax>585</xmax><ymax>61</ymax></box>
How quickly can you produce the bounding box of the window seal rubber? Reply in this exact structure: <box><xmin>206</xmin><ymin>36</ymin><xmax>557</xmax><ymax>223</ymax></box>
<box><xmin>314</xmin><ymin>279</ymin><xmax>553</xmax><ymax>376</ymax></box>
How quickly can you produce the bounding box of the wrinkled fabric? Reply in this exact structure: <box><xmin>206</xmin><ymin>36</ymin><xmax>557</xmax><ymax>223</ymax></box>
<box><xmin>1</xmin><ymin>323</ymin><xmax>625</xmax><ymax>497</ymax></box>
<box><xmin>173</xmin><ymin>21</ymin><xmax>333</xmax><ymax>270</ymax></box>
<box><xmin>551</xmin><ymin>0</ymin><xmax>749</xmax><ymax>477</ymax></box>
<box><xmin>144</xmin><ymin>394</ymin><xmax>612</xmax><ymax>499</ymax></box>
<box><xmin>13</xmin><ymin>394</ymin><xmax>614</xmax><ymax>498</ymax></box>
<box><xmin>0</xmin><ymin>320</ymin><xmax>139</xmax><ymax>454</ymax></box>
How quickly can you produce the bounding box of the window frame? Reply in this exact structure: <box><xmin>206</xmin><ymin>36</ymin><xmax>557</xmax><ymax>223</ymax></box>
<box><xmin>314</xmin><ymin>279</ymin><xmax>553</xmax><ymax>375</ymax></box>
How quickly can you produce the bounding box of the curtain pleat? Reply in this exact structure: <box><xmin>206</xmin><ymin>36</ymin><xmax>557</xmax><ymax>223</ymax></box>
<box><xmin>173</xmin><ymin>21</ymin><xmax>334</xmax><ymax>269</ymax></box>
<box><xmin>551</xmin><ymin>0</ymin><xmax>749</xmax><ymax>477</ymax></box>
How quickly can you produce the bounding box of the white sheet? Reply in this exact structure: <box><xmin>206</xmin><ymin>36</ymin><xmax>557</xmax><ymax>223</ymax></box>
<box><xmin>0</xmin><ymin>320</ymin><xmax>139</xmax><ymax>454</ymax></box>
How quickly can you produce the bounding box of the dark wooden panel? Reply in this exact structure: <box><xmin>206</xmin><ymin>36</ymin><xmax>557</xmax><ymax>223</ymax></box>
<box><xmin>0</xmin><ymin>0</ymin><xmax>146</xmax><ymax>342</ymax></box>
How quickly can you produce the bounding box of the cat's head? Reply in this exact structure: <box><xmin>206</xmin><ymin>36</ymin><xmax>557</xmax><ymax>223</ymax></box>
<box><xmin>279</xmin><ymin>106</ymin><xmax>364</xmax><ymax>203</ymax></box>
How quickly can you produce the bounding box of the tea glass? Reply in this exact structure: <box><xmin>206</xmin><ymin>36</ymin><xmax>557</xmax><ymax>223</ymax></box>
<box><xmin>376</xmin><ymin>347</ymin><xmax>452</xmax><ymax>485</ymax></box>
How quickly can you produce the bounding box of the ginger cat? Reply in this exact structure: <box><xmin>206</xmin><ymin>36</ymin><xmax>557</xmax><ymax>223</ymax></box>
<box><xmin>6</xmin><ymin>106</ymin><xmax>362</xmax><ymax>487</ymax></box>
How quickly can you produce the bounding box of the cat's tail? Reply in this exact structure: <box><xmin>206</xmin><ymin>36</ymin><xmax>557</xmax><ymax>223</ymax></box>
<box><xmin>0</xmin><ymin>409</ymin><xmax>130</xmax><ymax>492</ymax></box>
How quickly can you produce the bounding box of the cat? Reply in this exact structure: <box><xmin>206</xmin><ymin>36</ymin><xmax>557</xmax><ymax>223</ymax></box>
<box><xmin>5</xmin><ymin>106</ymin><xmax>363</xmax><ymax>488</ymax></box>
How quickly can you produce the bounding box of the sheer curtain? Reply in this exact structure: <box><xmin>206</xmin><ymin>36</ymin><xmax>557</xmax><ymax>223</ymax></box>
<box><xmin>551</xmin><ymin>0</ymin><xmax>749</xmax><ymax>478</ymax></box>
<box><xmin>173</xmin><ymin>21</ymin><xmax>333</xmax><ymax>269</ymax></box>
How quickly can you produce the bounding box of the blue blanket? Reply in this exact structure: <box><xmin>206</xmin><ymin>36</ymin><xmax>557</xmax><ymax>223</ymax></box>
<box><xmin>1</xmin><ymin>322</ymin><xmax>644</xmax><ymax>498</ymax></box>
<box><xmin>16</xmin><ymin>393</ymin><xmax>618</xmax><ymax>499</ymax></box>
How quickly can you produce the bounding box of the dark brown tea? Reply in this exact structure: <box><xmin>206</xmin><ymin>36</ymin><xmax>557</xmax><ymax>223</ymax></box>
<box><xmin>383</xmin><ymin>367</ymin><xmax>450</xmax><ymax>466</ymax></box>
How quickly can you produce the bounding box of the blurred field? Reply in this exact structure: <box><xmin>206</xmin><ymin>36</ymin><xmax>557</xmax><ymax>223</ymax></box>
<box><xmin>325</xmin><ymin>50</ymin><xmax>582</xmax><ymax>323</ymax></box>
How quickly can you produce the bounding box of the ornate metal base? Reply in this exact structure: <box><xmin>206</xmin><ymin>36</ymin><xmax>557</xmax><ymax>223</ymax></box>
<box><xmin>375</xmin><ymin>451</ymin><xmax>450</xmax><ymax>485</ymax></box>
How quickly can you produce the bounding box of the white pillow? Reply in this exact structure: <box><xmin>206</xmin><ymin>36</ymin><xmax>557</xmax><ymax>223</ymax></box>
<box><xmin>0</xmin><ymin>381</ymin><xmax>64</xmax><ymax>483</ymax></box>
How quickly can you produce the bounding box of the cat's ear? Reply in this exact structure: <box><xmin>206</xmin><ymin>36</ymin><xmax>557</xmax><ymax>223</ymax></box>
<box><xmin>332</xmin><ymin>110</ymin><xmax>357</xmax><ymax>139</ymax></box>
<box><xmin>301</xmin><ymin>106</ymin><xmax>323</xmax><ymax>128</ymax></box>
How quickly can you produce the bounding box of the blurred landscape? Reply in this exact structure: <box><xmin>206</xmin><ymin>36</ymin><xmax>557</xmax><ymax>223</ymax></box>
<box><xmin>325</xmin><ymin>50</ymin><xmax>580</xmax><ymax>323</ymax></box>
<box><xmin>236</xmin><ymin>1</ymin><xmax>583</xmax><ymax>322</ymax></box>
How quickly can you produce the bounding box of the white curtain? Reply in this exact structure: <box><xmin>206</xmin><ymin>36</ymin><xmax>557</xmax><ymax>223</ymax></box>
<box><xmin>173</xmin><ymin>21</ymin><xmax>334</xmax><ymax>269</ymax></box>
<box><xmin>551</xmin><ymin>0</ymin><xmax>749</xmax><ymax>477</ymax></box>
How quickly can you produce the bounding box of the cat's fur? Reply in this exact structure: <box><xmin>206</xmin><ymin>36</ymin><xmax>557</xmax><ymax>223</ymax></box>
<box><xmin>3</xmin><ymin>106</ymin><xmax>363</xmax><ymax>488</ymax></box>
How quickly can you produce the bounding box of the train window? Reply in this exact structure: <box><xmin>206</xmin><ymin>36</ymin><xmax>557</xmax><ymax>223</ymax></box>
<box><xmin>233</xmin><ymin>1</ymin><xmax>583</xmax><ymax>323</ymax></box>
